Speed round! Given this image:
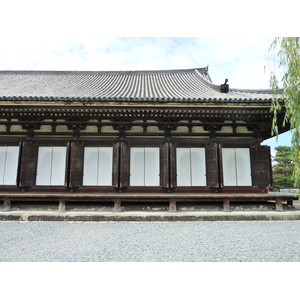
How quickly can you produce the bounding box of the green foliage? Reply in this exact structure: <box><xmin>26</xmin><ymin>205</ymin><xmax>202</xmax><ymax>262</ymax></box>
<box><xmin>272</xmin><ymin>146</ymin><xmax>295</xmax><ymax>190</ymax></box>
<box><xmin>269</xmin><ymin>37</ymin><xmax>300</xmax><ymax>192</ymax></box>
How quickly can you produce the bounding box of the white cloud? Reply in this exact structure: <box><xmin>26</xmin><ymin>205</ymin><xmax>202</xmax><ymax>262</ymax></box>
<box><xmin>0</xmin><ymin>1</ymin><xmax>289</xmax><ymax>89</ymax></box>
<box><xmin>0</xmin><ymin>1</ymin><xmax>295</xmax><ymax>148</ymax></box>
<box><xmin>0</xmin><ymin>36</ymin><xmax>276</xmax><ymax>88</ymax></box>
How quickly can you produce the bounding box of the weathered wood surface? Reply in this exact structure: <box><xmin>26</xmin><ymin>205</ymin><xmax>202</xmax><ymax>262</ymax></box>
<box><xmin>0</xmin><ymin>192</ymin><xmax>297</xmax><ymax>200</ymax></box>
<box><xmin>1</xmin><ymin>192</ymin><xmax>296</xmax><ymax>212</ymax></box>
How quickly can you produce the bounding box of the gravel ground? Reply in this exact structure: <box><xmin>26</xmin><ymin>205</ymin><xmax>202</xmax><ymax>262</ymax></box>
<box><xmin>1</xmin><ymin>220</ymin><xmax>300</xmax><ymax>262</ymax></box>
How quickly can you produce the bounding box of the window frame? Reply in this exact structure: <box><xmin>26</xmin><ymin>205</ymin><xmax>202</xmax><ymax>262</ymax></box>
<box><xmin>35</xmin><ymin>146</ymin><xmax>68</xmax><ymax>186</ymax></box>
<box><xmin>176</xmin><ymin>147</ymin><xmax>207</xmax><ymax>187</ymax></box>
<box><xmin>221</xmin><ymin>147</ymin><xmax>252</xmax><ymax>186</ymax></box>
<box><xmin>0</xmin><ymin>145</ymin><xmax>20</xmax><ymax>186</ymax></box>
<box><xmin>82</xmin><ymin>146</ymin><xmax>114</xmax><ymax>186</ymax></box>
<box><xmin>129</xmin><ymin>146</ymin><xmax>160</xmax><ymax>187</ymax></box>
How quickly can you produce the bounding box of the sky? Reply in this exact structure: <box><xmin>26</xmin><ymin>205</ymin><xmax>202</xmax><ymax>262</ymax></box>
<box><xmin>1</xmin><ymin>1</ymin><xmax>297</xmax><ymax>154</ymax></box>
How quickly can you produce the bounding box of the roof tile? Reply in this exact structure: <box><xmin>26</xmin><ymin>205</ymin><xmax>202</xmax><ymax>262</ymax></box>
<box><xmin>0</xmin><ymin>68</ymin><xmax>277</xmax><ymax>103</ymax></box>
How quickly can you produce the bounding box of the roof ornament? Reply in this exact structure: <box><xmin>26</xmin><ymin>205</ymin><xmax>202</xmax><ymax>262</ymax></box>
<box><xmin>204</xmin><ymin>66</ymin><xmax>209</xmax><ymax>74</ymax></box>
<box><xmin>220</xmin><ymin>79</ymin><xmax>229</xmax><ymax>93</ymax></box>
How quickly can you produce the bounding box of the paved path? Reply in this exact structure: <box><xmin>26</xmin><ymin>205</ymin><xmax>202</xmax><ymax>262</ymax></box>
<box><xmin>1</xmin><ymin>220</ymin><xmax>300</xmax><ymax>262</ymax></box>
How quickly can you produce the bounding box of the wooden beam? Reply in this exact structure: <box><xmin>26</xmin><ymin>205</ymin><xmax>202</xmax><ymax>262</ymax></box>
<box><xmin>276</xmin><ymin>198</ymin><xmax>284</xmax><ymax>212</ymax></box>
<box><xmin>58</xmin><ymin>200</ymin><xmax>66</xmax><ymax>212</ymax></box>
<box><xmin>114</xmin><ymin>199</ymin><xmax>122</xmax><ymax>212</ymax></box>
<box><xmin>223</xmin><ymin>199</ymin><xmax>231</xmax><ymax>212</ymax></box>
<box><xmin>169</xmin><ymin>199</ymin><xmax>176</xmax><ymax>212</ymax></box>
<box><xmin>2</xmin><ymin>199</ymin><xmax>11</xmax><ymax>211</ymax></box>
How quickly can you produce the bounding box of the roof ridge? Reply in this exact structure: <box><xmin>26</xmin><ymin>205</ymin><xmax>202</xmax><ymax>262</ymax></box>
<box><xmin>194</xmin><ymin>68</ymin><xmax>222</xmax><ymax>91</ymax></box>
<box><xmin>230</xmin><ymin>87</ymin><xmax>283</xmax><ymax>94</ymax></box>
<box><xmin>0</xmin><ymin>67</ymin><xmax>209</xmax><ymax>76</ymax></box>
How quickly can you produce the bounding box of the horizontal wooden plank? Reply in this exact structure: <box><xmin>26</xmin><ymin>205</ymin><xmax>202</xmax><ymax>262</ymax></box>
<box><xmin>0</xmin><ymin>192</ymin><xmax>297</xmax><ymax>201</ymax></box>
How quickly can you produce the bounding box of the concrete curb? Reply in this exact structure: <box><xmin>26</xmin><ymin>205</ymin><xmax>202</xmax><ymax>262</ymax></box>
<box><xmin>1</xmin><ymin>210</ymin><xmax>300</xmax><ymax>222</ymax></box>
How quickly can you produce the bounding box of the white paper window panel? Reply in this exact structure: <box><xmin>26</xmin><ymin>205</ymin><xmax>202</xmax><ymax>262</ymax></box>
<box><xmin>0</xmin><ymin>146</ymin><xmax>19</xmax><ymax>185</ymax></box>
<box><xmin>144</xmin><ymin>147</ymin><xmax>160</xmax><ymax>186</ymax></box>
<box><xmin>222</xmin><ymin>148</ymin><xmax>252</xmax><ymax>186</ymax></box>
<box><xmin>83</xmin><ymin>147</ymin><xmax>113</xmax><ymax>186</ymax></box>
<box><xmin>235</xmin><ymin>148</ymin><xmax>252</xmax><ymax>186</ymax></box>
<box><xmin>176</xmin><ymin>148</ymin><xmax>206</xmax><ymax>186</ymax></box>
<box><xmin>36</xmin><ymin>147</ymin><xmax>66</xmax><ymax>186</ymax></box>
<box><xmin>130</xmin><ymin>147</ymin><xmax>160</xmax><ymax>186</ymax></box>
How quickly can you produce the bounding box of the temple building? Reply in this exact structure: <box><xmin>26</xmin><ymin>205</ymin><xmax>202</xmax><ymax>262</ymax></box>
<box><xmin>0</xmin><ymin>67</ymin><xmax>296</xmax><ymax>211</ymax></box>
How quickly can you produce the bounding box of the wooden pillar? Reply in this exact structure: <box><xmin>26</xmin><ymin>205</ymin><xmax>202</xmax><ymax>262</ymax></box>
<box><xmin>114</xmin><ymin>199</ymin><xmax>122</xmax><ymax>212</ymax></box>
<box><xmin>169</xmin><ymin>199</ymin><xmax>176</xmax><ymax>212</ymax></box>
<box><xmin>276</xmin><ymin>198</ymin><xmax>284</xmax><ymax>211</ymax></box>
<box><xmin>58</xmin><ymin>200</ymin><xmax>66</xmax><ymax>212</ymax></box>
<box><xmin>223</xmin><ymin>199</ymin><xmax>231</xmax><ymax>212</ymax></box>
<box><xmin>2</xmin><ymin>199</ymin><xmax>11</xmax><ymax>211</ymax></box>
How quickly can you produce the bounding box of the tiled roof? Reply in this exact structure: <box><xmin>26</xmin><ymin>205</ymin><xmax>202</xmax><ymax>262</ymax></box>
<box><xmin>0</xmin><ymin>68</ymin><xmax>277</xmax><ymax>103</ymax></box>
